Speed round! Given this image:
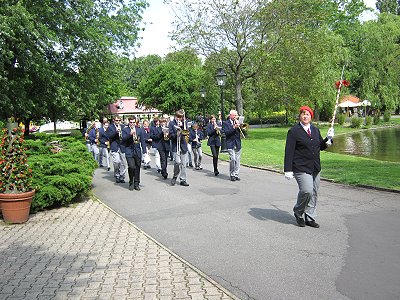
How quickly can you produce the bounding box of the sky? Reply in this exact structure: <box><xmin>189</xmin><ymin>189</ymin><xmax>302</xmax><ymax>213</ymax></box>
<box><xmin>135</xmin><ymin>0</ymin><xmax>378</xmax><ymax>58</ymax></box>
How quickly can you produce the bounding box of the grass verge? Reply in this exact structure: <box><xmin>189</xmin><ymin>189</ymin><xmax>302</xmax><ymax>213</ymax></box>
<box><xmin>204</xmin><ymin>122</ymin><xmax>400</xmax><ymax>192</ymax></box>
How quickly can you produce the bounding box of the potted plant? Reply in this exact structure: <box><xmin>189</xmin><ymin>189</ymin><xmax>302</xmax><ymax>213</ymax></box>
<box><xmin>0</xmin><ymin>126</ymin><xmax>35</xmax><ymax>223</ymax></box>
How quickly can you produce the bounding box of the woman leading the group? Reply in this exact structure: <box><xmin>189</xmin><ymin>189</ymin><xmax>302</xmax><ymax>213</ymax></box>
<box><xmin>284</xmin><ymin>106</ymin><xmax>334</xmax><ymax>228</ymax></box>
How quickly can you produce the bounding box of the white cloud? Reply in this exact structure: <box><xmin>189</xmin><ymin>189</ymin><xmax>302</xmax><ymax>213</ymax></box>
<box><xmin>135</xmin><ymin>0</ymin><xmax>175</xmax><ymax>57</ymax></box>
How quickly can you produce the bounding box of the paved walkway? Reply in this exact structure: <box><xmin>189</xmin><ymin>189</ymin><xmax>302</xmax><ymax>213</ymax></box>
<box><xmin>0</xmin><ymin>199</ymin><xmax>238</xmax><ymax>299</ymax></box>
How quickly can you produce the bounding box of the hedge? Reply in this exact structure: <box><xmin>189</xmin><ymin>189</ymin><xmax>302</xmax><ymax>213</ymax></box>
<box><xmin>24</xmin><ymin>134</ymin><xmax>97</xmax><ymax>211</ymax></box>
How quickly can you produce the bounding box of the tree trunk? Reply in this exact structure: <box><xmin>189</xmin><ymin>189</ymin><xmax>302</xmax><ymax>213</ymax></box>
<box><xmin>235</xmin><ymin>77</ymin><xmax>244</xmax><ymax>116</ymax></box>
<box><xmin>23</xmin><ymin>118</ymin><xmax>31</xmax><ymax>137</ymax></box>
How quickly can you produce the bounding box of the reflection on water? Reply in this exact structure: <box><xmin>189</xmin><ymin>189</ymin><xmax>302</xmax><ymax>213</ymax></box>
<box><xmin>327</xmin><ymin>127</ymin><xmax>400</xmax><ymax>162</ymax></box>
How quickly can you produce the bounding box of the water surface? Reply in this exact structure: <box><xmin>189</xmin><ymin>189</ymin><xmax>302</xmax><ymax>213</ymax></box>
<box><xmin>326</xmin><ymin>127</ymin><xmax>400</xmax><ymax>162</ymax></box>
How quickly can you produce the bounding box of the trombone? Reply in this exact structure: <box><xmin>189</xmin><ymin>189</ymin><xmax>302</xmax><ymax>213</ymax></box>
<box><xmin>234</xmin><ymin>118</ymin><xmax>246</xmax><ymax>139</ymax></box>
<box><xmin>174</xmin><ymin>123</ymin><xmax>182</xmax><ymax>155</ymax></box>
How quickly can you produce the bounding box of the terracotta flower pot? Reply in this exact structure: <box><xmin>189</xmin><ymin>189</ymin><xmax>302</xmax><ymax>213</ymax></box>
<box><xmin>0</xmin><ymin>190</ymin><xmax>35</xmax><ymax>224</ymax></box>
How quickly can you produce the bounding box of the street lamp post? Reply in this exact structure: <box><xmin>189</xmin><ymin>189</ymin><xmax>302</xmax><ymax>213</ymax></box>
<box><xmin>200</xmin><ymin>86</ymin><xmax>206</xmax><ymax>123</ymax></box>
<box><xmin>216</xmin><ymin>67</ymin><xmax>227</xmax><ymax>152</ymax></box>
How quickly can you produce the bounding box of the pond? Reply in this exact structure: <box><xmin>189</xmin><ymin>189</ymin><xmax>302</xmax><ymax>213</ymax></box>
<box><xmin>326</xmin><ymin>127</ymin><xmax>400</xmax><ymax>163</ymax></box>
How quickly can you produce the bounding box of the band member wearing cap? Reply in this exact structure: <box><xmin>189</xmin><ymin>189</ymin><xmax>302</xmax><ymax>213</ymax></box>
<box><xmin>122</xmin><ymin>117</ymin><xmax>147</xmax><ymax>191</ymax></box>
<box><xmin>169</xmin><ymin>109</ymin><xmax>189</xmax><ymax>186</ymax></box>
<box><xmin>284</xmin><ymin>105</ymin><xmax>334</xmax><ymax>228</ymax></box>
<box><xmin>150</xmin><ymin>117</ymin><xmax>169</xmax><ymax>179</ymax></box>
<box><xmin>107</xmin><ymin>115</ymin><xmax>127</xmax><ymax>183</ymax></box>
<box><xmin>206</xmin><ymin>114</ymin><xmax>222</xmax><ymax>176</ymax></box>
<box><xmin>222</xmin><ymin>109</ymin><xmax>242</xmax><ymax>181</ymax></box>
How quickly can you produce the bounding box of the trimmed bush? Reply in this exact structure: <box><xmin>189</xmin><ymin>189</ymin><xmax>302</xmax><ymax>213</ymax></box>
<box><xmin>373</xmin><ymin>112</ymin><xmax>381</xmax><ymax>125</ymax></box>
<box><xmin>365</xmin><ymin>116</ymin><xmax>373</xmax><ymax>126</ymax></box>
<box><xmin>383</xmin><ymin>111</ymin><xmax>391</xmax><ymax>122</ymax></box>
<box><xmin>24</xmin><ymin>135</ymin><xmax>97</xmax><ymax>211</ymax></box>
<box><xmin>350</xmin><ymin>116</ymin><xmax>363</xmax><ymax>128</ymax></box>
<box><xmin>337</xmin><ymin>113</ymin><xmax>346</xmax><ymax>125</ymax></box>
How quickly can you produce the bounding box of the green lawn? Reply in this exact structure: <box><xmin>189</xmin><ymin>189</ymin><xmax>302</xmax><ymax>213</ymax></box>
<box><xmin>205</xmin><ymin>120</ymin><xmax>400</xmax><ymax>192</ymax></box>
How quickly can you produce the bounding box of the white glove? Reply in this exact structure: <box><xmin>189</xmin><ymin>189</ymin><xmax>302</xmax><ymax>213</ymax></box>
<box><xmin>327</xmin><ymin>128</ymin><xmax>334</xmax><ymax>139</ymax></box>
<box><xmin>284</xmin><ymin>172</ymin><xmax>294</xmax><ymax>180</ymax></box>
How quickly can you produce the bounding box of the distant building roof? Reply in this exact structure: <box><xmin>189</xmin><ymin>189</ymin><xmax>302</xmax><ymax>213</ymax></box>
<box><xmin>340</xmin><ymin>95</ymin><xmax>360</xmax><ymax>103</ymax></box>
<box><xmin>107</xmin><ymin>97</ymin><xmax>162</xmax><ymax>115</ymax></box>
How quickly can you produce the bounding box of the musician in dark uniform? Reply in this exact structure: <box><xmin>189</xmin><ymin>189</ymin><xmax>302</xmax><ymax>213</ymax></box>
<box><xmin>222</xmin><ymin>110</ymin><xmax>242</xmax><ymax>181</ymax></box>
<box><xmin>142</xmin><ymin>119</ymin><xmax>152</xmax><ymax>169</ymax></box>
<box><xmin>206</xmin><ymin>114</ymin><xmax>222</xmax><ymax>176</ymax></box>
<box><xmin>106</xmin><ymin>115</ymin><xmax>126</xmax><ymax>183</ymax></box>
<box><xmin>284</xmin><ymin>105</ymin><xmax>334</xmax><ymax>228</ymax></box>
<box><xmin>98</xmin><ymin>121</ymin><xmax>110</xmax><ymax>171</ymax></box>
<box><xmin>189</xmin><ymin>122</ymin><xmax>204</xmax><ymax>170</ymax></box>
<box><xmin>150</xmin><ymin>117</ymin><xmax>169</xmax><ymax>179</ymax></box>
<box><xmin>88</xmin><ymin>120</ymin><xmax>100</xmax><ymax>165</ymax></box>
<box><xmin>169</xmin><ymin>109</ymin><xmax>189</xmax><ymax>186</ymax></box>
<box><xmin>122</xmin><ymin>117</ymin><xmax>147</xmax><ymax>191</ymax></box>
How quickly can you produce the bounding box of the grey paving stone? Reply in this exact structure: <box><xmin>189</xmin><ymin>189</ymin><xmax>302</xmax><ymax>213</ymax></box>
<box><xmin>0</xmin><ymin>200</ymin><xmax>236</xmax><ymax>300</ymax></box>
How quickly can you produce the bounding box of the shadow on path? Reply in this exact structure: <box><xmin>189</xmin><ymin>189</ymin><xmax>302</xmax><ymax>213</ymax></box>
<box><xmin>248</xmin><ymin>207</ymin><xmax>294</xmax><ymax>225</ymax></box>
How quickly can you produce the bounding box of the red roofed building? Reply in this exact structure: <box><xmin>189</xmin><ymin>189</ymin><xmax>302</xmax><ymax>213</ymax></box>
<box><xmin>106</xmin><ymin>96</ymin><xmax>162</xmax><ymax>121</ymax></box>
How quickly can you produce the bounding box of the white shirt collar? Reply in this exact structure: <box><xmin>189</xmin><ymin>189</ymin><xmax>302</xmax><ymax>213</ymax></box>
<box><xmin>300</xmin><ymin>122</ymin><xmax>311</xmax><ymax>132</ymax></box>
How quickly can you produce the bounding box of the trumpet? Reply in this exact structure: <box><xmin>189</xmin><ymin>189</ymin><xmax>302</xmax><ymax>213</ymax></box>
<box><xmin>213</xmin><ymin>122</ymin><xmax>222</xmax><ymax>136</ymax></box>
<box><xmin>130</xmin><ymin>123</ymin><xmax>139</xmax><ymax>143</ymax></box>
<box><xmin>162</xmin><ymin>126</ymin><xmax>170</xmax><ymax>141</ymax></box>
<box><xmin>116</xmin><ymin>124</ymin><xmax>123</xmax><ymax>141</ymax></box>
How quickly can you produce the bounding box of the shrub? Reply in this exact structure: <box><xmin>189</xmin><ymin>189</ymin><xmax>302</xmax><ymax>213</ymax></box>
<box><xmin>373</xmin><ymin>112</ymin><xmax>381</xmax><ymax>125</ymax></box>
<box><xmin>337</xmin><ymin>113</ymin><xmax>346</xmax><ymax>125</ymax></box>
<box><xmin>383</xmin><ymin>111</ymin><xmax>391</xmax><ymax>122</ymax></box>
<box><xmin>365</xmin><ymin>116</ymin><xmax>373</xmax><ymax>126</ymax></box>
<box><xmin>24</xmin><ymin>135</ymin><xmax>97</xmax><ymax>211</ymax></box>
<box><xmin>350</xmin><ymin>116</ymin><xmax>362</xmax><ymax>128</ymax></box>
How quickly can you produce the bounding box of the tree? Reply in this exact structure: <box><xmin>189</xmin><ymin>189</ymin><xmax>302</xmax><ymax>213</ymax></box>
<box><xmin>0</xmin><ymin>0</ymin><xmax>148</xmax><ymax>132</ymax></box>
<box><xmin>169</xmin><ymin>0</ymin><xmax>367</xmax><ymax>118</ymax></box>
<box><xmin>137</xmin><ymin>49</ymin><xmax>205</xmax><ymax>116</ymax></box>
<box><xmin>353</xmin><ymin>14</ymin><xmax>400</xmax><ymax>112</ymax></box>
<box><xmin>376</xmin><ymin>0</ymin><xmax>400</xmax><ymax>14</ymax></box>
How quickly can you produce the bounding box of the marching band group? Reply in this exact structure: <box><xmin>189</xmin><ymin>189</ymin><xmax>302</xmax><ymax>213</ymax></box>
<box><xmin>84</xmin><ymin>109</ymin><xmax>244</xmax><ymax>191</ymax></box>
<box><xmin>85</xmin><ymin>105</ymin><xmax>334</xmax><ymax>228</ymax></box>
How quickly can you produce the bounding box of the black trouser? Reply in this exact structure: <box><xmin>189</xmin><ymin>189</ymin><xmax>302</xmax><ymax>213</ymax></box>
<box><xmin>159</xmin><ymin>148</ymin><xmax>168</xmax><ymax>176</ymax></box>
<box><xmin>126</xmin><ymin>155</ymin><xmax>141</xmax><ymax>187</ymax></box>
<box><xmin>210</xmin><ymin>145</ymin><xmax>220</xmax><ymax>172</ymax></box>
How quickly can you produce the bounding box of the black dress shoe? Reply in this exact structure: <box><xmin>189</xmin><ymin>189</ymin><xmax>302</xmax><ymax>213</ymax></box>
<box><xmin>235</xmin><ymin>176</ymin><xmax>240</xmax><ymax>181</ymax></box>
<box><xmin>107</xmin><ymin>167</ymin><xmax>110</xmax><ymax>171</ymax></box>
<box><xmin>134</xmin><ymin>186</ymin><xmax>141</xmax><ymax>191</ymax></box>
<box><xmin>129</xmin><ymin>184</ymin><xmax>134</xmax><ymax>191</ymax></box>
<box><xmin>180</xmin><ymin>181</ymin><xmax>189</xmax><ymax>186</ymax></box>
<box><xmin>305</xmin><ymin>220</ymin><xmax>320</xmax><ymax>228</ymax></box>
<box><xmin>162</xmin><ymin>173</ymin><xmax>168</xmax><ymax>179</ymax></box>
<box><xmin>171</xmin><ymin>177</ymin><xmax>177</xmax><ymax>186</ymax></box>
<box><xmin>230</xmin><ymin>176</ymin><xmax>236</xmax><ymax>181</ymax></box>
<box><xmin>294</xmin><ymin>214</ymin><xmax>306</xmax><ymax>227</ymax></box>
<box><xmin>214</xmin><ymin>171</ymin><xmax>219</xmax><ymax>176</ymax></box>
